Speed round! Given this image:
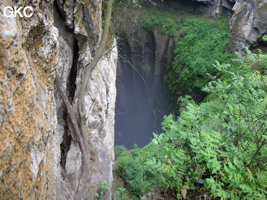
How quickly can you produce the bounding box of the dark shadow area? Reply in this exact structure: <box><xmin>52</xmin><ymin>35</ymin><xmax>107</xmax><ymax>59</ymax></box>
<box><xmin>141</xmin><ymin>0</ymin><xmax>215</xmax><ymax>15</ymax></box>
<box><xmin>115</xmin><ymin>33</ymin><xmax>170</xmax><ymax>149</ymax></box>
<box><xmin>54</xmin><ymin>0</ymin><xmax>78</xmax><ymax>170</ymax></box>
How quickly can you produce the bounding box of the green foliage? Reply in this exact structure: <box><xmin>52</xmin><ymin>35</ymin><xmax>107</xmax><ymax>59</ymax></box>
<box><xmin>133</xmin><ymin>143</ymin><xmax>139</xmax><ymax>149</ymax></box>
<box><xmin>262</xmin><ymin>35</ymin><xmax>267</xmax><ymax>41</ymax></box>
<box><xmin>95</xmin><ymin>180</ymin><xmax>109</xmax><ymax>200</ymax></box>
<box><xmin>115</xmin><ymin>50</ymin><xmax>267</xmax><ymax>199</ymax></box>
<box><xmin>112</xmin><ymin>187</ymin><xmax>137</xmax><ymax>200</ymax></box>
<box><xmin>115</xmin><ymin>156</ymin><xmax>151</xmax><ymax>197</ymax></box>
<box><xmin>112</xmin><ymin>169</ymin><xmax>139</xmax><ymax>200</ymax></box>
<box><xmin>113</xmin><ymin>187</ymin><xmax>126</xmax><ymax>200</ymax></box>
<box><xmin>114</xmin><ymin>5</ymin><xmax>267</xmax><ymax>199</ymax></box>
<box><xmin>159</xmin><ymin>49</ymin><xmax>267</xmax><ymax>199</ymax></box>
<box><xmin>114</xmin><ymin>145</ymin><xmax>128</xmax><ymax>158</ymax></box>
<box><xmin>140</xmin><ymin>8</ymin><xmax>185</xmax><ymax>35</ymax></box>
<box><xmin>140</xmin><ymin>9</ymin><xmax>231</xmax><ymax>101</ymax></box>
<box><xmin>144</xmin><ymin>145</ymin><xmax>187</xmax><ymax>199</ymax></box>
<box><xmin>114</xmin><ymin>132</ymin><xmax>188</xmax><ymax>198</ymax></box>
<box><xmin>165</xmin><ymin>16</ymin><xmax>231</xmax><ymax>106</ymax></box>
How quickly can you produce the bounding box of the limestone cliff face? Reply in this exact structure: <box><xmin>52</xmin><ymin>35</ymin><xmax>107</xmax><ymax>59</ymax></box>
<box><xmin>203</xmin><ymin>0</ymin><xmax>267</xmax><ymax>51</ymax></box>
<box><xmin>229</xmin><ymin>0</ymin><xmax>267</xmax><ymax>51</ymax></box>
<box><xmin>0</xmin><ymin>0</ymin><xmax>116</xmax><ymax>199</ymax></box>
<box><xmin>115</xmin><ymin>20</ymin><xmax>174</xmax><ymax>113</ymax></box>
<box><xmin>197</xmin><ymin>0</ymin><xmax>267</xmax><ymax>51</ymax></box>
<box><xmin>144</xmin><ymin>0</ymin><xmax>267</xmax><ymax>51</ymax></box>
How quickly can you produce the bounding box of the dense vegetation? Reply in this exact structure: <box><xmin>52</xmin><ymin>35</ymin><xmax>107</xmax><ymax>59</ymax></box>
<box><xmin>113</xmin><ymin>4</ymin><xmax>267</xmax><ymax>200</ymax></box>
<box><xmin>140</xmin><ymin>8</ymin><xmax>232</xmax><ymax>106</ymax></box>
<box><xmin>114</xmin><ymin>49</ymin><xmax>267</xmax><ymax>200</ymax></box>
<box><xmin>166</xmin><ymin>17</ymin><xmax>231</xmax><ymax>105</ymax></box>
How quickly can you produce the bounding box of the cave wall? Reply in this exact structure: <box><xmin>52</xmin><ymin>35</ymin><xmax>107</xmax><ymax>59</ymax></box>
<box><xmin>0</xmin><ymin>0</ymin><xmax>116</xmax><ymax>199</ymax></box>
<box><xmin>114</xmin><ymin>10</ymin><xmax>174</xmax><ymax>148</ymax></box>
<box><xmin>229</xmin><ymin>0</ymin><xmax>267</xmax><ymax>51</ymax></box>
<box><xmin>149</xmin><ymin>0</ymin><xmax>267</xmax><ymax>51</ymax></box>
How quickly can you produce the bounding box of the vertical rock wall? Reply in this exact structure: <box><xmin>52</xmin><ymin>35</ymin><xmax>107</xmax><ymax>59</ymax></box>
<box><xmin>0</xmin><ymin>0</ymin><xmax>116</xmax><ymax>199</ymax></box>
<box><xmin>229</xmin><ymin>0</ymin><xmax>267</xmax><ymax>51</ymax></box>
<box><xmin>114</xmin><ymin>10</ymin><xmax>174</xmax><ymax>148</ymax></box>
<box><xmin>144</xmin><ymin>0</ymin><xmax>267</xmax><ymax>51</ymax></box>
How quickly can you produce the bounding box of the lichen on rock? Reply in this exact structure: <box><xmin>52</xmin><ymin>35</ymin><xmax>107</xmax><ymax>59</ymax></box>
<box><xmin>0</xmin><ymin>0</ymin><xmax>116</xmax><ymax>199</ymax></box>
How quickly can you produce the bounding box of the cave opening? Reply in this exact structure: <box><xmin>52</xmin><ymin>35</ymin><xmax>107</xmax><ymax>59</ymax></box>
<box><xmin>114</xmin><ymin>31</ymin><xmax>172</xmax><ymax>149</ymax></box>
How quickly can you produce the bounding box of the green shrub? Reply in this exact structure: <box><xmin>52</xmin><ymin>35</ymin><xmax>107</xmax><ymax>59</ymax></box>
<box><xmin>116</xmin><ymin>50</ymin><xmax>267</xmax><ymax>199</ymax></box>
<box><xmin>139</xmin><ymin>7</ymin><xmax>232</xmax><ymax>107</ymax></box>
<box><xmin>114</xmin><ymin>5</ymin><xmax>267</xmax><ymax>199</ymax></box>
<box><xmin>114</xmin><ymin>145</ymin><xmax>128</xmax><ymax>159</ymax></box>
<box><xmin>115</xmin><ymin>156</ymin><xmax>151</xmax><ymax>197</ymax></box>
<box><xmin>140</xmin><ymin>8</ymin><xmax>184</xmax><ymax>35</ymax></box>
<box><xmin>158</xmin><ymin>49</ymin><xmax>267</xmax><ymax>199</ymax></box>
<box><xmin>95</xmin><ymin>181</ymin><xmax>109</xmax><ymax>200</ymax></box>
<box><xmin>165</xmin><ymin>16</ymin><xmax>231</xmax><ymax>106</ymax></box>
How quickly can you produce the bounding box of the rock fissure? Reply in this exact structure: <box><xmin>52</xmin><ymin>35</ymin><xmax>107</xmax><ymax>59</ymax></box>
<box><xmin>59</xmin><ymin>39</ymin><xmax>79</xmax><ymax>171</ymax></box>
<box><xmin>1</xmin><ymin>0</ymin><xmax>116</xmax><ymax>199</ymax></box>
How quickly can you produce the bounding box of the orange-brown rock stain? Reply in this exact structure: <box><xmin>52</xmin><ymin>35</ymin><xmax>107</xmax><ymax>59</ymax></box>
<box><xmin>0</xmin><ymin>4</ymin><xmax>57</xmax><ymax>199</ymax></box>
